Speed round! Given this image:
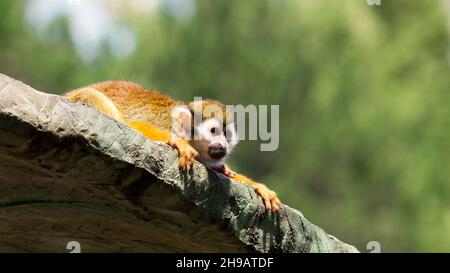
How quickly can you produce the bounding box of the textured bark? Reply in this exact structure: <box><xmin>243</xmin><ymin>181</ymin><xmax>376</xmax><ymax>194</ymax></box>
<box><xmin>0</xmin><ymin>73</ymin><xmax>358</xmax><ymax>253</ymax></box>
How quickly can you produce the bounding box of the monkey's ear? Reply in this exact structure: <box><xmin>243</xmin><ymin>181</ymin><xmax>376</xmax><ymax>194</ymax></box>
<box><xmin>171</xmin><ymin>105</ymin><xmax>193</xmax><ymax>139</ymax></box>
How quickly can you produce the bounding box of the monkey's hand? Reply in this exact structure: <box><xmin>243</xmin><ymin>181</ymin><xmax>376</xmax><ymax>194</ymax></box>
<box><xmin>218</xmin><ymin>165</ymin><xmax>281</xmax><ymax>213</ymax></box>
<box><xmin>166</xmin><ymin>138</ymin><xmax>199</xmax><ymax>171</ymax></box>
<box><xmin>211</xmin><ymin>164</ymin><xmax>237</xmax><ymax>177</ymax></box>
<box><xmin>251</xmin><ymin>183</ymin><xmax>281</xmax><ymax>213</ymax></box>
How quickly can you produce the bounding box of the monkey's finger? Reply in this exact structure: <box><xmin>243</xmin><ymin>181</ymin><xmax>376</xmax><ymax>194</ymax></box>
<box><xmin>271</xmin><ymin>194</ymin><xmax>281</xmax><ymax>212</ymax></box>
<box><xmin>178</xmin><ymin>152</ymin><xmax>188</xmax><ymax>171</ymax></box>
<box><xmin>180</xmin><ymin>155</ymin><xmax>191</xmax><ymax>171</ymax></box>
<box><xmin>271</xmin><ymin>198</ymin><xmax>281</xmax><ymax>213</ymax></box>
<box><xmin>264</xmin><ymin>198</ymin><xmax>272</xmax><ymax>212</ymax></box>
<box><xmin>181</xmin><ymin>161</ymin><xmax>188</xmax><ymax>171</ymax></box>
<box><xmin>186</xmin><ymin>153</ymin><xmax>195</xmax><ymax>168</ymax></box>
<box><xmin>188</xmin><ymin>149</ymin><xmax>198</xmax><ymax>168</ymax></box>
<box><xmin>183</xmin><ymin>157</ymin><xmax>190</xmax><ymax>171</ymax></box>
<box><xmin>260</xmin><ymin>195</ymin><xmax>271</xmax><ymax>212</ymax></box>
<box><xmin>186</xmin><ymin>153</ymin><xmax>197</xmax><ymax>170</ymax></box>
<box><xmin>183</xmin><ymin>152</ymin><xmax>190</xmax><ymax>170</ymax></box>
<box><xmin>186</xmin><ymin>155</ymin><xmax>193</xmax><ymax>170</ymax></box>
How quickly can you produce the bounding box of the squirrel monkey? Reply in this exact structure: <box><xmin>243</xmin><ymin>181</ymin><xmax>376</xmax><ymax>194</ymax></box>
<box><xmin>66</xmin><ymin>81</ymin><xmax>281</xmax><ymax>212</ymax></box>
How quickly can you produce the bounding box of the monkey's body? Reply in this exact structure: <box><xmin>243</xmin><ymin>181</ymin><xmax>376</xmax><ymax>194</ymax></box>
<box><xmin>66</xmin><ymin>81</ymin><xmax>281</xmax><ymax>212</ymax></box>
<box><xmin>70</xmin><ymin>81</ymin><xmax>179</xmax><ymax>131</ymax></box>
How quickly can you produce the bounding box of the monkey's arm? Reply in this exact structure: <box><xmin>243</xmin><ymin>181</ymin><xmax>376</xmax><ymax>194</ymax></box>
<box><xmin>218</xmin><ymin>165</ymin><xmax>281</xmax><ymax>212</ymax></box>
<box><xmin>127</xmin><ymin>121</ymin><xmax>198</xmax><ymax>171</ymax></box>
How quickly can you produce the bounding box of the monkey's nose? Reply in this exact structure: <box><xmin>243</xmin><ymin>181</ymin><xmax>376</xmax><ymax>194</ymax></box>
<box><xmin>208</xmin><ymin>144</ymin><xmax>227</xmax><ymax>159</ymax></box>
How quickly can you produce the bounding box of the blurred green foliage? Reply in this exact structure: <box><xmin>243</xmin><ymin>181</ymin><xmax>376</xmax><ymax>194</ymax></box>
<box><xmin>1</xmin><ymin>0</ymin><xmax>449</xmax><ymax>252</ymax></box>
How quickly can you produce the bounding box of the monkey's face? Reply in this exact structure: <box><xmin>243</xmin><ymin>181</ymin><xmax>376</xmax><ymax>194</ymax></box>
<box><xmin>171</xmin><ymin>103</ymin><xmax>239</xmax><ymax>167</ymax></box>
<box><xmin>191</xmin><ymin>118</ymin><xmax>238</xmax><ymax>166</ymax></box>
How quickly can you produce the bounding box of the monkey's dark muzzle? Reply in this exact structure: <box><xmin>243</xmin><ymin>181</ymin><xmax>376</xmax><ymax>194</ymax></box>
<box><xmin>208</xmin><ymin>144</ymin><xmax>227</xmax><ymax>160</ymax></box>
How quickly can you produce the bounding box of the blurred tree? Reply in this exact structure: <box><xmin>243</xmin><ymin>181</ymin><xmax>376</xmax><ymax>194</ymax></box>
<box><xmin>0</xmin><ymin>0</ymin><xmax>449</xmax><ymax>252</ymax></box>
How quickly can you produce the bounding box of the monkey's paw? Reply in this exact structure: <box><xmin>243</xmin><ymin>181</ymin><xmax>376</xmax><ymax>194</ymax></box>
<box><xmin>252</xmin><ymin>183</ymin><xmax>281</xmax><ymax>213</ymax></box>
<box><xmin>167</xmin><ymin>138</ymin><xmax>198</xmax><ymax>171</ymax></box>
<box><xmin>211</xmin><ymin>164</ymin><xmax>237</xmax><ymax>178</ymax></box>
<box><xmin>222</xmin><ymin>165</ymin><xmax>237</xmax><ymax>178</ymax></box>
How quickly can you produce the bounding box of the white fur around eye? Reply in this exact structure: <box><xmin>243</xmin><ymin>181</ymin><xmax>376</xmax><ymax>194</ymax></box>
<box><xmin>197</xmin><ymin>119</ymin><xmax>221</xmax><ymax>140</ymax></box>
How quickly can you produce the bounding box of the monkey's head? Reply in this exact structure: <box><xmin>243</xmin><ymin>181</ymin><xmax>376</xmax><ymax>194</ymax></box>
<box><xmin>171</xmin><ymin>99</ymin><xmax>238</xmax><ymax>167</ymax></box>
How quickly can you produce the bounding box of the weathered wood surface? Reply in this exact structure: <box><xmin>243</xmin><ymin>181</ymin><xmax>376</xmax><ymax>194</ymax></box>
<box><xmin>0</xmin><ymin>73</ymin><xmax>358</xmax><ymax>253</ymax></box>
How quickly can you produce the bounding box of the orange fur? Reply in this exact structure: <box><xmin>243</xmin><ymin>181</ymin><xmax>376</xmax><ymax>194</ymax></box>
<box><xmin>90</xmin><ymin>81</ymin><xmax>181</xmax><ymax>131</ymax></box>
<box><xmin>126</xmin><ymin>121</ymin><xmax>171</xmax><ymax>142</ymax></box>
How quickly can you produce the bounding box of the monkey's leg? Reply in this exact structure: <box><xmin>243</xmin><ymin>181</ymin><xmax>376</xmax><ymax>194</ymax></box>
<box><xmin>126</xmin><ymin>121</ymin><xmax>198</xmax><ymax>171</ymax></box>
<box><xmin>66</xmin><ymin>88</ymin><xmax>125</xmax><ymax>122</ymax></box>
<box><xmin>219</xmin><ymin>165</ymin><xmax>281</xmax><ymax>212</ymax></box>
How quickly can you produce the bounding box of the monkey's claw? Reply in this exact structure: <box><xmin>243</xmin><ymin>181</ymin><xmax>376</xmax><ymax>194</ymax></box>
<box><xmin>167</xmin><ymin>138</ymin><xmax>198</xmax><ymax>171</ymax></box>
<box><xmin>252</xmin><ymin>183</ymin><xmax>281</xmax><ymax>213</ymax></box>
